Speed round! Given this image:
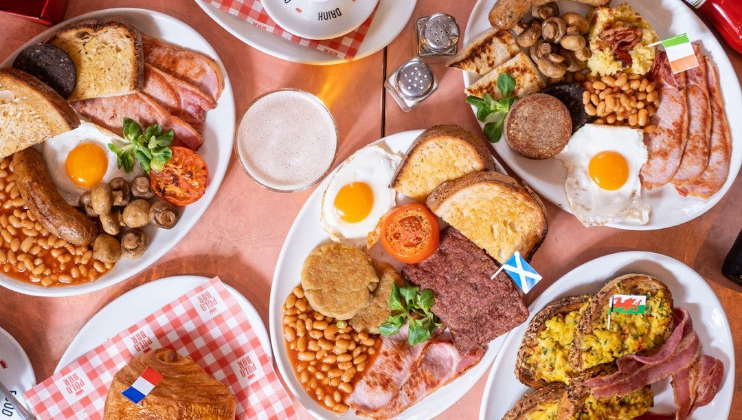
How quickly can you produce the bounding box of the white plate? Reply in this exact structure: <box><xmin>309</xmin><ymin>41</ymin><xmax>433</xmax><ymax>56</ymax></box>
<box><xmin>0</xmin><ymin>8</ymin><xmax>236</xmax><ymax>296</ymax></box>
<box><xmin>479</xmin><ymin>251</ymin><xmax>734</xmax><ymax>420</ymax></box>
<box><xmin>270</xmin><ymin>130</ymin><xmax>508</xmax><ymax>420</ymax></box>
<box><xmin>195</xmin><ymin>0</ymin><xmax>416</xmax><ymax>65</ymax></box>
<box><xmin>463</xmin><ymin>0</ymin><xmax>742</xmax><ymax>230</ymax></box>
<box><xmin>261</xmin><ymin>0</ymin><xmax>378</xmax><ymax>41</ymax></box>
<box><xmin>0</xmin><ymin>326</ymin><xmax>36</xmax><ymax>419</ymax></box>
<box><xmin>57</xmin><ymin>275</ymin><xmax>271</xmax><ymax>370</ymax></box>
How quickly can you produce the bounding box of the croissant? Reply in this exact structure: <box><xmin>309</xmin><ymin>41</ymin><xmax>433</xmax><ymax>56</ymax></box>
<box><xmin>103</xmin><ymin>348</ymin><xmax>236</xmax><ymax>420</ymax></box>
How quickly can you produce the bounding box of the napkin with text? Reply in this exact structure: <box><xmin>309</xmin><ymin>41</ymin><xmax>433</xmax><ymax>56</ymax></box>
<box><xmin>206</xmin><ymin>0</ymin><xmax>375</xmax><ymax>60</ymax></box>
<box><xmin>24</xmin><ymin>277</ymin><xmax>296</xmax><ymax>420</ymax></box>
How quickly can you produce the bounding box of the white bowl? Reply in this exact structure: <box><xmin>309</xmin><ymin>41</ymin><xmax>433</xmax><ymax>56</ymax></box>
<box><xmin>261</xmin><ymin>0</ymin><xmax>379</xmax><ymax>40</ymax></box>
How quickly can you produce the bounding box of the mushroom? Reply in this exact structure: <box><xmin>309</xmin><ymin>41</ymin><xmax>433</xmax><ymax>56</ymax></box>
<box><xmin>531</xmin><ymin>2</ymin><xmax>559</xmax><ymax>20</ymax></box>
<box><xmin>110</xmin><ymin>177</ymin><xmax>131</xmax><ymax>207</ymax></box>
<box><xmin>560</xmin><ymin>34</ymin><xmax>587</xmax><ymax>51</ymax></box>
<box><xmin>100</xmin><ymin>210</ymin><xmax>123</xmax><ymax>235</ymax></box>
<box><xmin>79</xmin><ymin>191</ymin><xmax>96</xmax><ymax>217</ymax></box>
<box><xmin>121</xmin><ymin>229</ymin><xmax>148</xmax><ymax>259</ymax></box>
<box><xmin>516</xmin><ymin>21</ymin><xmax>542</xmax><ymax>48</ymax></box>
<box><xmin>562</xmin><ymin>49</ymin><xmax>587</xmax><ymax>72</ymax></box>
<box><xmin>123</xmin><ymin>199</ymin><xmax>151</xmax><ymax>228</ymax></box>
<box><xmin>90</xmin><ymin>183</ymin><xmax>112</xmax><ymax>216</ymax></box>
<box><xmin>537</xmin><ymin>53</ymin><xmax>568</xmax><ymax>78</ymax></box>
<box><xmin>562</xmin><ymin>12</ymin><xmax>590</xmax><ymax>35</ymax></box>
<box><xmin>541</xmin><ymin>16</ymin><xmax>567</xmax><ymax>43</ymax></box>
<box><xmin>93</xmin><ymin>234</ymin><xmax>121</xmax><ymax>264</ymax></box>
<box><xmin>149</xmin><ymin>201</ymin><xmax>179</xmax><ymax>229</ymax></box>
<box><xmin>530</xmin><ymin>39</ymin><xmax>553</xmax><ymax>63</ymax></box>
<box><xmin>131</xmin><ymin>176</ymin><xmax>154</xmax><ymax>199</ymax></box>
<box><xmin>575</xmin><ymin>46</ymin><xmax>592</xmax><ymax>61</ymax></box>
<box><xmin>512</xmin><ymin>20</ymin><xmax>528</xmax><ymax>36</ymax></box>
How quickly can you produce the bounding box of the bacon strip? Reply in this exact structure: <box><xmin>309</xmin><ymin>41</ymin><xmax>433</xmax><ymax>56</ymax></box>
<box><xmin>143</xmin><ymin>64</ymin><xmax>215</xmax><ymax>133</ymax></box>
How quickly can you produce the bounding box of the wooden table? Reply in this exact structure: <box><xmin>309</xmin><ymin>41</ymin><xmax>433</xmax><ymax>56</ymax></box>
<box><xmin>1</xmin><ymin>0</ymin><xmax>740</xmax><ymax>418</ymax></box>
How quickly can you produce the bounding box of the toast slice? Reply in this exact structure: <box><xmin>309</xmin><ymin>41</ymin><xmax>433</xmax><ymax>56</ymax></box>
<box><xmin>47</xmin><ymin>17</ymin><xmax>144</xmax><ymax>101</ymax></box>
<box><xmin>447</xmin><ymin>28</ymin><xmax>519</xmax><ymax>75</ymax></box>
<box><xmin>465</xmin><ymin>51</ymin><xmax>545</xmax><ymax>99</ymax></box>
<box><xmin>0</xmin><ymin>68</ymin><xmax>80</xmax><ymax>159</ymax></box>
<box><xmin>426</xmin><ymin>171</ymin><xmax>548</xmax><ymax>264</ymax></box>
<box><xmin>503</xmin><ymin>384</ymin><xmax>565</xmax><ymax>420</ymax></box>
<box><xmin>516</xmin><ymin>295</ymin><xmax>591</xmax><ymax>388</ymax></box>
<box><xmin>390</xmin><ymin>125</ymin><xmax>495</xmax><ymax>202</ymax></box>
<box><xmin>570</xmin><ymin>274</ymin><xmax>675</xmax><ymax>372</ymax></box>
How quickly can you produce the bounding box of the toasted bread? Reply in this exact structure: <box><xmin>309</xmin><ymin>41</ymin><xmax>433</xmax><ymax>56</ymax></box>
<box><xmin>390</xmin><ymin>125</ymin><xmax>495</xmax><ymax>202</ymax></box>
<box><xmin>570</xmin><ymin>274</ymin><xmax>674</xmax><ymax>372</ymax></box>
<box><xmin>47</xmin><ymin>17</ymin><xmax>144</xmax><ymax>101</ymax></box>
<box><xmin>447</xmin><ymin>28</ymin><xmax>519</xmax><ymax>75</ymax></box>
<box><xmin>465</xmin><ymin>51</ymin><xmax>545</xmax><ymax>99</ymax></box>
<box><xmin>426</xmin><ymin>171</ymin><xmax>548</xmax><ymax>264</ymax></box>
<box><xmin>503</xmin><ymin>384</ymin><xmax>565</xmax><ymax>420</ymax></box>
<box><xmin>0</xmin><ymin>68</ymin><xmax>80</xmax><ymax>159</ymax></box>
<box><xmin>516</xmin><ymin>295</ymin><xmax>591</xmax><ymax>388</ymax></box>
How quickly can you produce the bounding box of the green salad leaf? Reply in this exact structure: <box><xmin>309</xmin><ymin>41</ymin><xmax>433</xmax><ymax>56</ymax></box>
<box><xmin>108</xmin><ymin>118</ymin><xmax>174</xmax><ymax>174</ymax></box>
<box><xmin>467</xmin><ymin>72</ymin><xmax>517</xmax><ymax>143</ymax></box>
<box><xmin>379</xmin><ymin>284</ymin><xmax>442</xmax><ymax>346</ymax></box>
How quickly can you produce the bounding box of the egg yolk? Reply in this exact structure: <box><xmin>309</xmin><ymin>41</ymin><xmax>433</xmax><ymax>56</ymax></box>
<box><xmin>65</xmin><ymin>143</ymin><xmax>108</xmax><ymax>188</ymax></box>
<box><xmin>588</xmin><ymin>151</ymin><xmax>629</xmax><ymax>190</ymax></box>
<box><xmin>334</xmin><ymin>182</ymin><xmax>374</xmax><ymax>223</ymax></box>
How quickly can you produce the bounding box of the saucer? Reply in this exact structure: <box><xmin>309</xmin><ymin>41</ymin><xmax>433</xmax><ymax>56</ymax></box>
<box><xmin>261</xmin><ymin>0</ymin><xmax>378</xmax><ymax>40</ymax></box>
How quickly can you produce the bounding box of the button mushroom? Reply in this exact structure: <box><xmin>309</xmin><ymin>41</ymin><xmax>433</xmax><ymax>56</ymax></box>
<box><xmin>541</xmin><ymin>16</ymin><xmax>567</xmax><ymax>44</ymax></box>
<box><xmin>100</xmin><ymin>210</ymin><xmax>123</xmax><ymax>236</ymax></box>
<box><xmin>530</xmin><ymin>39</ymin><xmax>554</xmax><ymax>64</ymax></box>
<box><xmin>149</xmin><ymin>201</ymin><xmax>179</xmax><ymax>229</ymax></box>
<box><xmin>531</xmin><ymin>2</ymin><xmax>559</xmax><ymax>20</ymax></box>
<box><xmin>512</xmin><ymin>20</ymin><xmax>528</xmax><ymax>36</ymax></box>
<box><xmin>562</xmin><ymin>12</ymin><xmax>590</xmax><ymax>35</ymax></box>
<box><xmin>93</xmin><ymin>234</ymin><xmax>121</xmax><ymax>264</ymax></box>
<box><xmin>560</xmin><ymin>33</ymin><xmax>587</xmax><ymax>51</ymax></box>
<box><xmin>575</xmin><ymin>46</ymin><xmax>592</xmax><ymax>62</ymax></box>
<box><xmin>131</xmin><ymin>176</ymin><xmax>154</xmax><ymax>199</ymax></box>
<box><xmin>121</xmin><ymin>229</ymin><xmax>148</xmax><ymax>259</ymax></box>
<box><xmin>516</xmin><ymin>20</ymin><xmax>542</xmax><ymax>48</ymax></box>
<box><xmin>537</xmin><ymin>53</ymin><xmax>568</xmax><ymax>78</ymax></box>
<box><xmin>79</xmin><ymin>191</ymin><xmax>96</xmax><ymax>217</ymax></box>
<box><xmin>562</xmin><ymin>49</ymin><xmax>588</xmax><ymax>72</ymax></box>
<box><xmin>123</xmin><ymin>199</ymin><xmax>151</xmax><ymax>228</ymax></box>
<box><xmin>90</xmin><ymin>183</ymin><xmax>113</xmax><ymax>216</ymax></box>
<box><xmin>110</xmin><ymin>177</ymin><xmax>131</xmax><ymax>207</ymax></box>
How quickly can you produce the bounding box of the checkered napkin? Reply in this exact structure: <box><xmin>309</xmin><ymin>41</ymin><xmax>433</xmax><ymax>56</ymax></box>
<box><xmin>24</xmin><ymin>277</ymin><xmax>296</xmax><ymax>420</ymax></box>
<box><xmin>206</xmin><ymin>0</ymin><xmax>376</xmax><ymax>60</ymax></box>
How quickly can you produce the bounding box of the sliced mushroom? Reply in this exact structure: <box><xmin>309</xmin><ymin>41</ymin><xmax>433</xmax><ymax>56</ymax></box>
<box><xmin>90</xmin><ymin>183</ymin><xmax>113</xmax><ymax>216</ymax></box>
<box><xmin>93</xmin><ymin>234</ymin><xmax>121</xmax><ymax>264</ymax></box>
<box><xmin>531</xmin><ymin>2</ymin><xmax>559</xmax><ymax>20</ymax></box>
<box><xmin>575</xmin><ymin>46</ymin><xmax>592</xmax><ymax>62</ymax></box>
<box><xmin>541</xmin><ymin>16</ymin><xmax>567</xmax><ymax>43</ymax></box>
<box><xmin>560</xmin><ymin>34</ymin><xmax>587</xmax><ymax>51</ymax></box>
<box><xmin>121</xmin><ymin>229</ymin><xmax>148</xmax><ymax>259</ymax></box>
<box><xmin>123</xmin><ymin>199</ymin><xmax>151</xmax><ymax>228</ymax></box>
<box><xmin>562</xmin><ymin>12</ymin><xmax>589</xmax><ymax>35</ymax></box>
<box><xmin>110</xmin><ymin>177</ymin><xmax>131</xmax><ymax>207</ymax></box>
<box><xmin>517</xmin><ymin>21</ymin><xmax>542</xmax><ymax>48</ymax></box>
<box><xmin>537</xmin><ymin>54</ymin><xmax>568</xmax><ymax>78</ymax></box>
<box><xmin>79</xmin><ymin>191</ymin><xmax>96</xmax><ymax>217</ymax></box>
<box><xmin>149</xmin><ymin>201</ymin><xmax>179</xmax><ymax>229</ymax></box>
<box><xmin>100</xmin><ymin>210</ymin><xmax>123</xmax><ymax>235</ymax></box>
<box><xmin>131</xmin><ymin>176</ymin><xmax>154</xmax><ymax>199</ymax></box>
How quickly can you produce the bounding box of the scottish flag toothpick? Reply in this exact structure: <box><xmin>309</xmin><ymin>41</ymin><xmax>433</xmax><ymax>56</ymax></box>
<box><xmin>492</xmin><ymin>251</ymin><xmax>542</xmax><ymax>294</ymax></box>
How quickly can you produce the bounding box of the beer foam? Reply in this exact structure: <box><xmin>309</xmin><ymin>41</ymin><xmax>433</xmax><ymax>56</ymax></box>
<box><xmin>237</xmin><ymin>90</ymin><xmax>337</xmax><ymax>191</ymax></box>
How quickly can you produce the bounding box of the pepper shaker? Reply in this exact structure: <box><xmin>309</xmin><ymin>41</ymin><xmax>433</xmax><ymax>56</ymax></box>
<box><xmin>384</xmin><ymin>58</ymin><xmax>438</xmax><ymax>112</ymax></box>
<box><xmin>416</xmin><ymin>13</ymin><xmax>460</xmax><ymax>58</ymax></box>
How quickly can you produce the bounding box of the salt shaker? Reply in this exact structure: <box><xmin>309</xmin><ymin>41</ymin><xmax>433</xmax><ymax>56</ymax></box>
<box><xmin>416</xmin><ymin>13</ymin><xmax>460</xmax><ymax>58</ymax></box>
<box><xmin>384</xmin><ymin>58</ymin><xmax>438</xmax><ymax>112</ymax></box>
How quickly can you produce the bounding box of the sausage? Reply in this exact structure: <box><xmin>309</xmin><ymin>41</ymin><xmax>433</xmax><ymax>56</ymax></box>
<box><xmin>489</xmin><ymin>0</ymin><xmax>611</xmax><ymax>30</ymax></box>
<box><xmin>12</xmin><ymin>148</ymin><xmax>98</xmax><ymax>247</ymax></box>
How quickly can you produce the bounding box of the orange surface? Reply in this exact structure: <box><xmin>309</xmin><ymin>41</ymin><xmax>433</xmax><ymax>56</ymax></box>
<box><xmin>1</xmin><ymin>1</ymin><xmax>741</xmax><ymax>419</ymax></box>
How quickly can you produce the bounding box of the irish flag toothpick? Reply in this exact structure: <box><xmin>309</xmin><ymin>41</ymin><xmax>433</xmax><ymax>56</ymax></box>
<box><xmin>650</xmin><ymin>33</ymin><xmax>700</xmax><ymax>74</ymax></box>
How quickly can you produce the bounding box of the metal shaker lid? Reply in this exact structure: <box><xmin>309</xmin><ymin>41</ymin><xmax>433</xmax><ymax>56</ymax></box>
<box><xmin>396</xmin><ymin>60</ymin><xmax>434</xmax><ymax>99</ymax></box>
<box><xmin>422</xmin><ymin>13</ymin><xmax>459</xmax><ymax>52</ymax></box>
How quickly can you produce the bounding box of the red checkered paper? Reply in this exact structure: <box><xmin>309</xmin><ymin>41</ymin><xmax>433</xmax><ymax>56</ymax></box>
<box><xmin>207</xmin><ymin>0</ymin><xmax>375</xmax><ymax>60</ymax></box>
<box><xmin>24</xmin><ymin>277</ymin><xmax>296</xmax><ymax>420</ymax></box>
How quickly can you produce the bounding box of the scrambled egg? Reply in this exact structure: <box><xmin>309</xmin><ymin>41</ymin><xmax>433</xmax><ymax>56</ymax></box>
<box><xmin>526</xmin><ymin>402</ymin><xmax>559</xmax><ymax>420</ymax></box>
<box><xmin>587</xmin><ymin>3</ymin><xmax>658</xmax><ymax>76</ymax></box>
<box><xmin>580</xmin><ymin>290</ymin><xmax>673</xmax><ymax>370</ymax></box>
<box><xmin>577</xmin><ymin>387</ymin><xmax>653</xmax><ymax>420</ymax></box>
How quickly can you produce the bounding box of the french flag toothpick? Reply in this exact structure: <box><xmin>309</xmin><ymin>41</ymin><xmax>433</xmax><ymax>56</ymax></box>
<box><xmin>122</xmin><ymin>367</ymin><xmax>162</xmax><ymax>404</ymax></box>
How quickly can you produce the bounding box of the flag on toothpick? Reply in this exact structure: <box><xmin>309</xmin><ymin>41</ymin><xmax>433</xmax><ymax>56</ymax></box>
<box><xmin>656</xmin><ymin>34</ymin><xmax>699</xmax><ymax>73</ymax></box>
<box><xmin>493</xmin><ymin>251</ymin><xmax>542</xmax><ymax>294</ymax></box>
<box><xmin>122</xmin><ymin>367</ymin><xmax>162</xmax><ymax>404</ymax></box>
<box><xmin>607</xmin><ymin>294</ymin><xmax>647</xmax><ymax>329</ymax></box>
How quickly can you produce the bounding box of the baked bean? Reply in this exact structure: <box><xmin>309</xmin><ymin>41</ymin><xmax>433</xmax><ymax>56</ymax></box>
<box><xmin>320</xmin><ymin>363</ymin><xmax>331</xmax><ymax>372</ymax></box>
<box><xmin>296</xmin><ymin>320</ymin><xmax>306</xmax><ymax>337</ymax></box>
<box><xmin>315</xmin><ymin>388</ymin><xmax>325</xmax><ymax>401</ymax></box>
<box><xmin>337</xmin><ymin>354</ymin><xmax>352</xmax><ymax>363</ymax></box>
<box><xmin>338</xmin><ymin>382</ymin><xmax>353</xmax><ymax>394</ymax></box>
<box><xmin>341</xmin><ymin>367</ymin><xmax>356</xmax><ymax>383</ymax></box>
<box><xmin>284</xmin><ymin>315</ymin><xmax>297</xmax><ymax>325</ymax></box>
<box><xmin>357</xmin><ymin>361</ymin><xmax>367</xmax><ymax>372</ymax></box>
<box><xmin>592</xmin><ymin>81</ymin><xmax>606</xmax><ymax>90</ymax></box>
<box><xmin>293</xmin><ymin>286</ymin><xmax>305</xmax><ymax>298</ymax></box>
<box><xmin>315</xmin><ymin>371</ymin><xmax>325</xmax><ymax>380</ymax></box>
<box><xmin>330</xmin><ymin>377</ymin><xmax>342</xmax><ymax>387</ymax></box>
<box><xmin>590</xmin><ymin>93</ymin><xmax>599</xmax><ymax>106</ymax></box>
<box><xmin>298</xmin><ymin>352</ymin><xmax>316</xmax><ymax>361</ymax></box>
<box><xmin>638</xmin><ymin>109</ymin><xmax>649</xmax><ymax>126</ymax></box>
<box><xmin>312</xmin><ymin>312</ymin><xmax>324</xmax><ymax>321</ymax></box>
<box><xmin>324</xmin><ymin>395</ymin><xmax>336</xmax><ymax>408</ymax></box>
<box><xmin>313</xmin><ymin>320</ymin><xmax>328</xmax><ymax>330</ymax></box>
<box><xmin>307</xmin><ymin>365</ymin><xmax>317</xmax><ymax>373</ymax></box>
<box><xmin>20</xmin><ymin>237</ymin><xmax>33</xmax><ymax>253</ymax></box>
<box><xmin>596</xmin><ymin>102</ymin><xmax>606</xmax><ymax>116</ymax></box>
<box><xmin>324</xmin><ymin>324</ymin><xmax>338</xmax><ymax>340</ymax></box>
<box><xmin>328</xmin><ymin>369</ymin><xmax>343</xmax><ymax>378</ymax></box>
<box><xmin>333</xmin><ymin>404</ymin><xmax>349</xmax><ymax>413</ymax></box>
<box><xmin>318</xmin><ymin>338</ymin><xmax>333</xmax><ymax>350</ymax></box>
<box><xmin>644</xmin><ymin>125</ymin><xmax>657</xmax><ymax>134</ymax></box>
<box><xmin>295</xmin><ymin>298</ymin><xmax>307</xmax><ymax>312</ymax></box>
<box><xmin>286</xmin><ymin>293</ymin><xmax>297</xmax><ymax>309</ymax></box>
<box><xmin>629</xmin><ymin>114</ymin><xmax>638</xmax><ymax>126</ymax></box>
<box><xmin>353</xmin><ymin>354</ymin><xmax>368</xmax><ymax>365</ymax></box>
<box><xmin>333</xmin><ymin>390</ymin><xmax>342</xmax><ymax>403</ymax></box>
<box><xmin>585</xmin><ymin>103</ymin><xmax>597</xmax><ymax>116</ymax></box>
<box><xmin>335</xmin><ymin>339</ymin><xmax>350</xmax><ymax>352</ymax></box>
<box><xmin>309</xmin><ymin>378</ymin><xmax>318</xmax><ymax>390</ymax></box>
<box><xmin>574</xmin><ymin>72</ymin><xmax>586</xmax><ymax>82</ymax></box>
<box><xmin>297</xmin><ymin>336</ymin><xmax>308</xmax><ymax>352</ymax></box>
<box><xmin>309</xmin><ymin>329</ymin><xmax>323</xmax><ymax>340</ymax></box>
<box><xmin>308</xmin><ymin>340</ymin><xmax>320</xmax><ymax>352</ymax></box>
<box><xmin>322</xmin><ymin>355</ymin><xmax>337</xmax><ymax>364</ymax></box>
<box><xmin>582</xmin><ymin>91</ymin><xmax>590</xmax><ymax>105</ymax></box>
<box><xmin>284</xmin><ymin>326</ymin><xmax>296</xmax><ymax>342</ymax></box>
<box><xmin>338</xmin><ymin>361</ymin><xmax>353</xmax><ymax>370</ymax></box>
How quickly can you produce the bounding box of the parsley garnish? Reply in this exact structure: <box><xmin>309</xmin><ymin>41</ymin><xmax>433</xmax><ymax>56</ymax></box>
<box><xmin>108</xmin><ymin>118</ymin><xmax>174</xmax><ymax>173</ymax></box>
<box><xmin>379</xmin><ymin>284</ymin><xmax>442</xmax><ymax>346</ymax></box>
<box><xmin>466</xmin><ymin>73</ymin><xmax>517</xmax><ymax>143</ymax></box>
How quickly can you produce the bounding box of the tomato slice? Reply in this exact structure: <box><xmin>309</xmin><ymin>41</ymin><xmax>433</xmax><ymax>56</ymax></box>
<box><xmin>380</xmin><ymin>204</ymin><xmax>440</xmax><ymax>264</ymax></box>
<box><xmin>150</xmin><ymin>146</ymin><xmax>209</xmax><ymax>206</ymax></box>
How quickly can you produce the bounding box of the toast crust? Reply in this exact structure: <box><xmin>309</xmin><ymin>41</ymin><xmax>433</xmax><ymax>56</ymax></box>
<box><xmin>503</xmin><ymin>384</ymin><xmax>565</xmax><ymax>420</ymax></box>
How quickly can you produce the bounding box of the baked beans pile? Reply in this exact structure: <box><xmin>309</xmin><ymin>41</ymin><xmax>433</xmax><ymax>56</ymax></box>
<box><xmin>283</xmin><ymin>285</ymin><xmax>380</xmax><ymax>413</ymax></box>
<box><xmin>580</xmin><ymin>72</ymin><xmax>659</xmax><ymax>133</ymax></box>
<box><xmin>0</xmin><ymin>157</ymin><xmax>110</xmax><ymax>286</ymax></box>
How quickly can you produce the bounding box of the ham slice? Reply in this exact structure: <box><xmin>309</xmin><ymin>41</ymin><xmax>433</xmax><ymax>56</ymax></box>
<box><xmin>675</xmin><ymin>57</ymin><xmax>732</xmax><ymax>198</ymax></box>
<box><xmin>641</xmin><ymin>51</ymin><xmax>689</xmax><ymax>188</ymax></box>
<box><xmin>72</xmin><ymin>92</ymin><xmax>203</xmax><ymax>150</ymax></box>
<box><xmin>672</xmin><ymin>44</ymin><xmax>712</xmax><ymax>184</ymax></box>
<box><xmin>143</xmin><ymin>64</ymin><xmax>215</xmax><ymax>133</ymax></box>
<box><xmin>142</xmin><ymin>35</ymin><xmax>224</xmax><ymax>102</ymax></box>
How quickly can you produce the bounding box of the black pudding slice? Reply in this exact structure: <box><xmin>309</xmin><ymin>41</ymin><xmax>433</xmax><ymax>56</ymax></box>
<box><xmin>12</xmin><ymin>44</ymin><xmax>76</xmax><ymax>99</ymax></box>
<box><xmin>541</xmin><ymin>82</ymin><xmax>595</xmax><ymax>133</ymax></box>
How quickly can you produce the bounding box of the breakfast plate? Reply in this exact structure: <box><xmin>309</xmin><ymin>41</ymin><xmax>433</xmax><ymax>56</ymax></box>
<box><xmin>0</xmin><ymin>8</ymin><xmax>236</xmax><ymax>297</ymax></box>
<box><xmin>270</xmin><ymin>129</ymin><xmax>508</xmax><ymax>420</ymax></box>
<box><xmin>56</xmin><ymin>275</ymin><xmax>270</xmax><ymax>370</ymax></box>
<box><xmin>0</xmin><ymin>326</ymin><xmax>36</xmax><ymax>419</ymax></box>
<box><xmin>478</xmin><ymin>251</ymin><xmax>734</xmax><ymax>420</ymax></box>
<box><xmin>195</xmin><ymin>0</ymin><xmax>417</xmax><ymax>64</ymax></box>
<box><xmin>462</xmin><ymin>0</ymin><xmax>742</xmax><ymax>230</ymax></box>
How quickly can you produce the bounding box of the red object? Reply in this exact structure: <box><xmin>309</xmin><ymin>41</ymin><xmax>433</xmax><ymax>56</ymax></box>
<box><xmin>683</xmin><ymin>0</ymin><xmax>742</xmax><ymax>55</ymax></box>
<box><xmin>0</xmin><ymin>0</ymin><xmax>68</xmax><ymax>25</ymax></box>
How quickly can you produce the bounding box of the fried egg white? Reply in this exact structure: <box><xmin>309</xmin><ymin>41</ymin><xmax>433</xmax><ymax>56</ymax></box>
<box><xmin>321</xmin><ymin>144</ymin><xmax>402</xmax><ymax>245</ymax></box>
<box><xmin>42</xmin><ymin>121</ymin><xmax>145</xmax><ymax>206</ymax></box>
<box><xmin>554</xmin><ymin>124</ymin><xmax>650</xmax><ymax>226</ymax></box>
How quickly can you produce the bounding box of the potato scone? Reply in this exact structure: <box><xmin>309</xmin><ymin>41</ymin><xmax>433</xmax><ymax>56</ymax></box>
<box><xmin>301</xmin><ymin>243</ymin><xmax>379</xmax><ymax>320</ymax></box>
<box><xmin>349</xmin><ymin>261</ymin><xmax>404</xmax><ymax>334</ymax></box>
<box><xmin>570</xmin><ymin>274</ymin><xmax>674</xmax><ymax>371</ymax></box>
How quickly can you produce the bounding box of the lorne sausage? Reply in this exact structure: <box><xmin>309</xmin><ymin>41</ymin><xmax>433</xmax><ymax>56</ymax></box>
<box><xmin>489</xmin><ymin>0</ymin><xmax>611</xmax><ymax>30</ymax></box>
<box><xmin>12</xmin><ymin>148</ymin><xmax>98</xmax><ymax>247</ymax></box>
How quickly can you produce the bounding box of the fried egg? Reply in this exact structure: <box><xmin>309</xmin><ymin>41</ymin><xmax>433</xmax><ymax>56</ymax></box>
<box><xmin>321</xmin><ymin>145</ymin><xmax>402</xmax><ymax>245</ymax></box>
<box><xmin>554</xmin><ymin>124</ymin><xmax>650</xmax><ymax>226</ymax></box>
<box><xmin>42</xmin><ymin>121</ymin><xmax>145</xmax><ymax>205</ymax></box>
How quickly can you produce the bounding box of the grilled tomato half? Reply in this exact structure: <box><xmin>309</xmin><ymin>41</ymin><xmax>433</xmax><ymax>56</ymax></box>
<box><xmin>150</xmin><ymin>146</ymin><xmax>208</xmax><ymax>206</ymax></box>
<box><xmin>380</xmin><ymin>204</ymin><xmax>439</xmax><ymax>264</ymax></box>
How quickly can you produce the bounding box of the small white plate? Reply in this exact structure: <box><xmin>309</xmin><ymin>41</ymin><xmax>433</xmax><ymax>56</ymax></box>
<box><xmin>195</xmin><ymin>0</ymin><xmax>416</xmax><ymax>64</ymax></box>
<box><xmin>479</xmin><ymin>251</ymin><xmax>734</xmax><ymax>420</ymax></box>
<box><xmin>57</xmin><ymin>275</ymin><xmax>271</xmax><ymax>370</ymax></box>
<box><xmin>270</xmin><ymin>130</ymin><xmax>508</xmax><ymax>420</ymax></box>
<box><xmin>0</xmin><ymin>8</ymin><xmax>236</xmax><ymax>296</ymax></box>
<box><xmin>261</xmin><ymin>0</ymin><xmax>378</xmax><ymax>40</ymax></box>
<box><xmin>462</xmin><ymin>0</ymin><xmax>742</xmax><ymax>230</ymax></box>
<box><xmin>0</xmin><ymin>326</ymin><xmax>36</xmax><ymax>419</ymax></box>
